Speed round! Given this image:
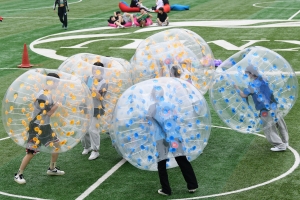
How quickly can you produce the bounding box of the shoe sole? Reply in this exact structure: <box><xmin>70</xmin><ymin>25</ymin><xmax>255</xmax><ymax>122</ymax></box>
<box><xmin>158</xmin><ymin>190</ymin><xmax>170</xmax><ymax>196</ymax></box>
<box><xmin>271</xmin><ymin>149</ymin><xmax>286</xmax><ymax>152</ymax></box>
<box><xmin>88</xmin><ymin>156</ymin><xmax>99</xmax><ymax>160</ymax></box>
<box><xmin>47</xmin><ymin>172</ymin><xmax>65</xmax><ymax>175</ymax></box>
<box><xmin>14</xmin><ymin>179</ymin><xmax>26</xmax><ymax>184</ymax></box>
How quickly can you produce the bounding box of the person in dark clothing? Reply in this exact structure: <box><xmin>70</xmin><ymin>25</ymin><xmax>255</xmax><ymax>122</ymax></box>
<box><xmin>53</xmin><ymin>0</ymin><xmax>69</xmax><ymax>30</ymax></box>
<box><xmin>148</xmin><ymin>86</ymin><xmax>198</xmax><ymax>196</ymax></box>
<box><xmin>156</xmin><ymin>7</ymin><xmax>169</xmax><ymax>26</ymax></box>
<box><xmin>130</xmin><ymin>0</ymin><xmax>139</xmax><ymax>7</ymax></box>
<box><xmin>108</xmin><ymin>15</ymin><xmax>125</xmax><ymax>28</ymax></box>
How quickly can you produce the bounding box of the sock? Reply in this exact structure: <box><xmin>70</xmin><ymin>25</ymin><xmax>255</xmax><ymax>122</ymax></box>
<box><xmin>50</xmin><ymin>162</ymin><xmax>56</xmax><ymax>170</ymax></box>
<box><xmin>17</xmin><ymin>169</ymin><xmax>24</xmax><ymax>175</ymax></box>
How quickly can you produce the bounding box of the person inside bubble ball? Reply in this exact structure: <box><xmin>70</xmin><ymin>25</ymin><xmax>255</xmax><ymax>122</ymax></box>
<box><xmin>159</xmin><ymin>57</ymin><xmax>192</xmax><ymax>83</ymax></box>
<box><xmin>147</xmin><ymin>85</ymin><xmax>198</xmax><ymax>196</ymax></box>
<box><xmin>234</xmin><ymin>65</ymin><xmax>289</xmax><ymax>152</ymax></box>
<box><xmin>14</xmin><ymin>73</ymin><xmax>65</xmax><ymax>184</ymax></box>
<box><xmin>81</xmin><ymin>62</ymin><xmax>108</xmax><ymax>160</ymax></box>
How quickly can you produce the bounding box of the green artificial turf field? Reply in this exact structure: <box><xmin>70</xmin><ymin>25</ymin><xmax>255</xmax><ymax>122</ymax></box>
<box><xmin>0</xmin><ymin>0</ymin><xmax>300</xmax><ymax>199</ymax></box>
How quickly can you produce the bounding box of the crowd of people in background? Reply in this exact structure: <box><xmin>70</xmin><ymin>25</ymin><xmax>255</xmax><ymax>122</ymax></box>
<box><xmin>108</xmin><ymin>0</ymin><xmax>169</xmax><ymax>28</ymax></box>
<box><xmin>53</xmin><ymin>0</ymin><xmax>170</xmax><ymax>30</ymax></box>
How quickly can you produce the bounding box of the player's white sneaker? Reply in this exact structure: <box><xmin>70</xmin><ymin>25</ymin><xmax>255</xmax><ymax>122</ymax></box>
<box><xmin>88</xmin><ymin>151</ymin><xmax>99</xmax><ymax>160</ymax></box>
<box><xmin>14</xmin><ymin>174</ymin><xmax>26</xmax><ymax>184</ymax></box>
<box><xmin>270</xmin><ymin>146</ymin><xmax>286</xmax><ymax>152</ymax></box>
<box><xmin>47</xmin><ymin>167</ymin><xmax>65</xmax><ymax>175</ymax></box>
<box><xmin>82</xmin><ymin>147</ymin><xmax>92</xmax><ymax>155</ymax></box>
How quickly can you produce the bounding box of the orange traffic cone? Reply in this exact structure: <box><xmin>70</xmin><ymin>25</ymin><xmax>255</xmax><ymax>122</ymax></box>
<box><xmin>18</xmin><ymin>43</ymin><xmax>33</xmax><ymax>68</ymax></box>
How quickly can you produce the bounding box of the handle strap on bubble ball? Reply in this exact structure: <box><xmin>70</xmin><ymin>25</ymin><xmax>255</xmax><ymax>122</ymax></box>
<box><xmin>29</xmin><ymin>110</ymin><xmax>44</xmax><ymax>126</ymax></box>
<box><xmin>28</xmin><ymin>100</ymin><xmax>44</xmax><ymax>128</ymax></box>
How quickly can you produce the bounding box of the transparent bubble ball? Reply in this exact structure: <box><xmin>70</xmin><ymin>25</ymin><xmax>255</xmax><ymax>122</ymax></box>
<box><xmin>130</xmin><ymin>28</ymin><xmax>215</xmax><ymax>94</ymax></box>
<box><xmin>111</xmin><ymin>77</ymin><xmax>211</xmax><ymax>171</ymax></box>
<box><xmin>58</xmin><ymin>53</ymin><xmax>133</xmax><ymax>133</ymax></box>
<box><xmin>2</xmin><ymin>69</ymin><xmax>93</xmax><ymax>153</ymax></box>
<box><xmin>209</xmin><ymin>46</ymin><xmax>298</xmax><ymax>133</ymax></box>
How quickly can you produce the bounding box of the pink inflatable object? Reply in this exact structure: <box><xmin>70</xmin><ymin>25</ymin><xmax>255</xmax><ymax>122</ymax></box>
<box><xmin>108</xmin><ymin>21</ymin><xmax>133</xmax><ymax>28</ymax></box>
<box><xmin>133</xmin><ymin>17</ymin><xmax>153</xmax><ymax>26</ymax></box>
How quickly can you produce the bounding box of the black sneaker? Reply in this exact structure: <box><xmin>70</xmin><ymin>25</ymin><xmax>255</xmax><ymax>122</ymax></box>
<box><xmin>14</xmin><ymin>173</ymin><xmax>26</xmax><ymax>184</ymax></box>
<box><xmin>47</xmin><ymin>167</ymin><xmax>65</xmax><ymax>175</ymax></box>
<box><xmin>158</xmin><ymin>189</ymin><xmax>170</xmax><ymax>196</ymax></box>
<box><xmin>188</xmin><ymin>189</ymin><xmax>197</xmax><ymax>193</ymax></box>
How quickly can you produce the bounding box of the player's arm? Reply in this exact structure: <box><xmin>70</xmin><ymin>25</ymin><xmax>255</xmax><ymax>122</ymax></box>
<box><xmin>65</xmin><ymin>0</ymin><xmax>69</xmax><ymax>11</ymax></box>
<box><xmin>53</xmin><ymin>0</ymin><xmax>57</xmax><ymax>10</ymax></box>
<box><xmin>234</xmin><ymin>85</ymin><xmax>248</xmax><ymax>98</ymax></box>
<box><xmin>47</xmin><ymin>103</ymin><xmax>60</xmax><ymax>116</ymax></box>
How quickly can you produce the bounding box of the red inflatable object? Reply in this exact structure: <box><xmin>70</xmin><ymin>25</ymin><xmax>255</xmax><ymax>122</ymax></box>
<box><xmin>119</xmin><ymin>2</ymin><xmax>170</xmax><ymax>13</ymax></box>
<box><xmin>119</xmin><ymin>2</ymin><xmax>139</xmax><ymax>12</ymax></box>
<box><xmin>155</xmin><ymin>4</ymin><xmax>170</xmax><ymax>13</ymax></box>
<box><xmin>0</xmin><ymin>16</ymin><xmax>3</xmax><ymax>22</ymax></box>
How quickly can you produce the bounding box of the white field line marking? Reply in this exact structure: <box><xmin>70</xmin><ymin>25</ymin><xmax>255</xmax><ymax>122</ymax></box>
<box><xmin>0</xmin><ymin>0</ymin><xmax>82</xmax><ymax>12</ymax></box>
<box><xmin>1</xmin><ymin>17</ymin><xmax>251</xmax><ymax>21</ymax></box>
<box><xmin>170</xmin><ymin>130</ymin><xmax>300</xmax><ymax>200</ymax></box>
<box><xmin>0</xmin><ymin>125</ymin><xmax>298</xmax><ymax>199</ymax></box>
<box><xmin>0</xmin><ymin>137</ymin><xmax>9</xmax><ymax>141</ymax></box>
<box><xmin>75</xmin><ymin>158</ymin><xmax>127</xmax><ymax>200</ymax></box>
<box><xmin>0</xmin><ymin>191</ymin><xmax>52</xmax><ymax>200</ymax></box>
<box><xmin>288</xmin><ymin>10</ymin><xmax>300</xmax><ymax>20</ymax></box>
<box><xmin>253</xmin><ymin>1</ymin><xmax>300</xmax><ymax>10</ymax></box>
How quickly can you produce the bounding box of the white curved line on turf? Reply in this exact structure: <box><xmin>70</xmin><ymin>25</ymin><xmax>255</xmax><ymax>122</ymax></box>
<box><xmin>29</xmin><ymin>20</ymin><xmax>300</xmax><ymax>62</ymax></box>
<box><xmin>3</xmin><ymin>16</ymin><xmax>274</xmax><ymax>21</ymax></box>
<box><xmin>170</xmin><ymin>127</ymin><xmax>300</xmax><ymax>200</ymax></box>
<box><xmin>0</xmin><ymin>191</ymin><xmax>52</xmax><ymax>200</ymax></box>
<box><xmin>0</xmin><ymin>125</ymin><xmax>298</xmax><ymax>199</ymax></box>
<box><xmin>253</xmin><ymin>1</ymin><xmax>300</xmax><ymax>9</ymax></box>
<box><xmin>0</xmin><ymin>137</ymin><xmax>9</xmax><ymax>141</ymax></box>
<box><xmin>0</xmin><ymin>0</ymin><xmax>82</xmax><ymax>12</ymax></box>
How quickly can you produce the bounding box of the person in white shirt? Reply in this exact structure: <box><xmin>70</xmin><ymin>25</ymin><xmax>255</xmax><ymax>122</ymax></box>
<box><xmin>152</xmin><ymin>0</ymin><xmax>164</xmax><ymax>10</ymax></box>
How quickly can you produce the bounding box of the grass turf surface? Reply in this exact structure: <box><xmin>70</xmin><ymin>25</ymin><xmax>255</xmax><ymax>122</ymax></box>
<box><xmin>0</xmin><ymin>0</ymin><xmax>300</xmax><ymax>199</ymax></box>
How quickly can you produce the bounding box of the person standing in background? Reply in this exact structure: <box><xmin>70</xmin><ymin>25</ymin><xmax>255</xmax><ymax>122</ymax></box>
<box><xmin>53</xmin><ymin>0</ymin><xmax>69</xmax><ymax>30</ymax></box>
